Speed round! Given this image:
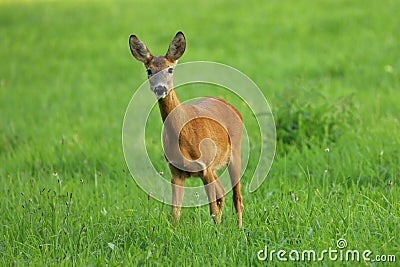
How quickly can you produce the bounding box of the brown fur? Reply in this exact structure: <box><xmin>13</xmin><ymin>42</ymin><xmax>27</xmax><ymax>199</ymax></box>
<box><xmin>129</xmin><ymin>32</ymin><xmax>244</xmax><ymax>227</ymax></box>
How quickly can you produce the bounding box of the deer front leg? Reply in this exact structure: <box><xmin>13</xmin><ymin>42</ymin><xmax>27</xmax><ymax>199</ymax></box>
<box><xmin>202</xmin><ymin>169</ymin><xmax>222</xmax><ymax>224</ymax></box>
<box><xmin>214</xmin><ymin>172</ymin><xmax>226</xmax><ymax>217</ymax></box>
<box><xmin>171</xmin><ymin>174</ymin><xmax>185</xmax><ymax>227</ymax></box>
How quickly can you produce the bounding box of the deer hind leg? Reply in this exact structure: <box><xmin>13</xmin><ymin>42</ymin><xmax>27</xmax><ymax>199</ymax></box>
<box><xmin>202</xmin><ymin>168</ymin><xmax>222</xmax><ymax>224</ymax></box>
<box><xmin>228</xmin><ymin>153</ymin><xmax>244</xmax><ymax>228</ymax></box>
<box><xmin>171</xmin><ymin>168</ymin><xmax>187</xmax><ymax>227</ymax></box>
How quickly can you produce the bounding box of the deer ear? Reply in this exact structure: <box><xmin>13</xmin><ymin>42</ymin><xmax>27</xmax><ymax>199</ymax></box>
<box><xmin>166</xmin><ymin>31</ymin><xmax>186</xmax><ymax>61</ymax></box>
<box><xmin>129</xmin><ymin>35</ymin><xmax>153</xmax><ymax>63</ymax></box>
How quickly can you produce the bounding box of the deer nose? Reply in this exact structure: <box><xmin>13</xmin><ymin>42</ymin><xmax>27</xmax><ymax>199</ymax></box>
<box><xmin>154</xmin><ymin>85</ymin><xmax>167</xmax><ymax>99</ymax></box>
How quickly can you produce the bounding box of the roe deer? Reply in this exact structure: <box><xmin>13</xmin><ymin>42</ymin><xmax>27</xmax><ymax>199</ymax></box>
<box><xmin>129</xmin><ymin>31</ymin><xmax>244</xmax><ymax>227</ymax></box>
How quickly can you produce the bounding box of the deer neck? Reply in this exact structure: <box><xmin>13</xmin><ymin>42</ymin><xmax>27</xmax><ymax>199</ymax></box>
<box><xmin>158</xmin><ymin>89</ymin><xmax>182</xmax><ymax>122</ymax></box>
<box><xmin>158</xmin><ymin>88</ymin><xmax>189</xmax><ymax>143</ymax></box>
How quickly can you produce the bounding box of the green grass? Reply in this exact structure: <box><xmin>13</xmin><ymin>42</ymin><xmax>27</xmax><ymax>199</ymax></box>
<box><xmin>1</xmin><ymin>0</ymin><xmax>399</xmax><ymax>265</ymax></box>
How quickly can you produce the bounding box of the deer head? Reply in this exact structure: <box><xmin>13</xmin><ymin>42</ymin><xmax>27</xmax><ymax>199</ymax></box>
<box><xmin>129</xmin><ymin>32</ymin><xmax>186</xmax><ymax>99</ymax></box>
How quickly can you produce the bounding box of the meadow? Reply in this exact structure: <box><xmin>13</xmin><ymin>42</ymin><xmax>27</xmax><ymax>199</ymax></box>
<box><xmin>1</xmin><ymin>0</ymin><xmax>399</xmax><ymax>265</ymax></box>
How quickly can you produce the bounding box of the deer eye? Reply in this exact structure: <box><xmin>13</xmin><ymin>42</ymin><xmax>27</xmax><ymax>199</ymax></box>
<box><xmin>147</xmin><ymin>69</ymin><xmax>152</xmax><ymax>76</ymax></box>
<box><xmin>168</xmin><ymin>67</ymin><xmax>173</xmax><ymax>74</ymax></box>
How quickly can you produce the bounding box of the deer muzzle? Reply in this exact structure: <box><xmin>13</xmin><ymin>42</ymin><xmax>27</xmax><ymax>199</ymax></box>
<box><xmin>154</xmin><ymin>85</ymin><xmax>168</xmax><ymax>99</ymax></box>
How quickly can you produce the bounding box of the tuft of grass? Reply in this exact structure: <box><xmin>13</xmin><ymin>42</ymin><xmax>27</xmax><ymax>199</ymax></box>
<box><xmin>274</xmin><ymin>86</ymin><xmax>359</xmax><ymax>153</ymax></box>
